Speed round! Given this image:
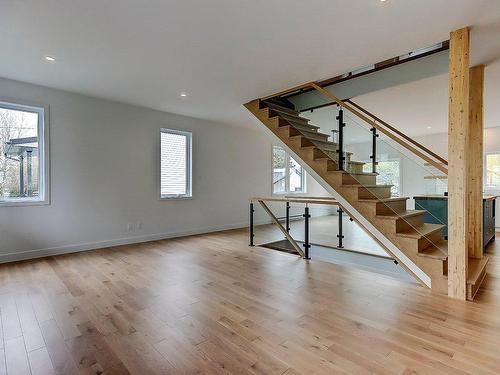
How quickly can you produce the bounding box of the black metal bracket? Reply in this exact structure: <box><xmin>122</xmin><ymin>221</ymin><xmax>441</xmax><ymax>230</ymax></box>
<box><xmin>370</xmin><ymin>127</ymin><xmax>379</xmax><ymax>174</ymax></box>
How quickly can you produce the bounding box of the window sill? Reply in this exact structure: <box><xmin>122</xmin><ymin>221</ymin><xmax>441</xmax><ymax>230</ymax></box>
<box><xmin>272</xmin><ymin>192</ymin><xmax>307</xmax><ymax>196</ymax></box>
<box><xmin>160</xmin><ymin>195</ymin><xmax>193</xmax><ymax>201</ymax></box>
<box><xmin>0</xmin><ymin>199</ymin><xmax>50</xmax><ymax>208</ymax></box>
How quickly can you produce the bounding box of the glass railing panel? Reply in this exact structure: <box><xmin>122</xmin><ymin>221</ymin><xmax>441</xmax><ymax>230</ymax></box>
<box><xmin>251</xmin><ymin>200</ymin><xmax>307</xmax><ymax>254</ymax></box>
<box><xmin>294</xmin><ymin>102</ymin><xmax>448</xmax><ymax>252</ymax></box>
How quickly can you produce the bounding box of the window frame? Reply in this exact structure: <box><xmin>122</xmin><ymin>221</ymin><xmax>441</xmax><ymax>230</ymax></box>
<box><xmin>271</xmin><ymin>145</ymin><xmax>306</xmax><ymax>195</ymax></box>
<box><xmin>364</xmin><ymin>157</ymin><xmax>402</xmax><ymax>197</ymax></box>
<box><xmin>484</xmin><ymin>152</ymin><xmax>500</xmax><ymax>192</ymax></box>
<box><xmin>159</xmin><ymin>128</ymin><xmax>192</xmax><ymax>200</ymax></box>
<box><xmin>0</xmin><ymin>98</ymin><xmax>50</xmax><ymax>207</ymax></box>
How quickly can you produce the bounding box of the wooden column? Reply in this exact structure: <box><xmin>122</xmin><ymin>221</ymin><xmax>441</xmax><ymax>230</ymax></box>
<box><xmin>448</xmin><ymin>27</ymin><xmax>470</xmax><ymax>300</ymax></box>
<box><xmin>468</xmin><ymin>65</ymin><xmax>485</xmax><ymax>259</ymax></box>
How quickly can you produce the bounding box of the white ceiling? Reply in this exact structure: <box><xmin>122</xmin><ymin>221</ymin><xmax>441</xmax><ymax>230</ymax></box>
<box><xmin>1</xmin><ymin>0</ymin><xmax>500</xmax><ymax>128</ymax></box>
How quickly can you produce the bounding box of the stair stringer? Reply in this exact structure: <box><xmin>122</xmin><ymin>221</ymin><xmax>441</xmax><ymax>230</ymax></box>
<box><xmin>246</xmin><ymin>104</ymin><xmax>432</xmax><ymax>288</ymax></box>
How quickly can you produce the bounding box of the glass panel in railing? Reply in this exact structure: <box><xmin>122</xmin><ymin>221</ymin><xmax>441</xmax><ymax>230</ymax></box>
<box><xmin>339</xmin><ymin>109</ymin><xmax>449</xmax><ymax>252</ymax></box>
<box><xmin>250</xmin><ymin>199</ymin><xmax>307</xmax><ymax>256</ymax></box>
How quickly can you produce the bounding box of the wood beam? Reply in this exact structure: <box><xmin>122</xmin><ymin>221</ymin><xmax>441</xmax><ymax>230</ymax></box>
<box><xmin>448</xmin><ymin>27</ymin><xmax>470</xmax><ymax>300</ymax></box>
<box><xmin>468</xmin><ymin>65</ymin><xmax>485</xmax><ymax>259</ymax></box>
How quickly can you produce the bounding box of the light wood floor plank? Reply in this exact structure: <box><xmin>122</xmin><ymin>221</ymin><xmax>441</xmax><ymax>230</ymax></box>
<box><xmin>0</xmin><ymin>229</ymin><xmax>498</xmax><ymax>374</ymax></box>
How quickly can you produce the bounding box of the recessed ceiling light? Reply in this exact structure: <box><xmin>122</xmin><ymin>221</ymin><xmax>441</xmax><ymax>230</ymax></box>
<box><xmin>44</xmin><ymin>56</ymin><xmax>56</xmax><ymax>62</ymax></box>
<box><xmin>180</xmin><ymin>92</ymin><xmax>188</xmax><ymax>98</ymax></box>
<box><xmin>427</xmin><ymin>126</ymin><xmax>432</xmax><ymax>129</ymax></box>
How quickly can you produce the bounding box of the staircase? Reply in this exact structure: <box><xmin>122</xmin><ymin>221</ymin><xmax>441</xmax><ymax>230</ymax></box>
<box><xmin>245</xmin><ymin>97</ymin><xmax>489</xmax><ymax>300</ymax></box>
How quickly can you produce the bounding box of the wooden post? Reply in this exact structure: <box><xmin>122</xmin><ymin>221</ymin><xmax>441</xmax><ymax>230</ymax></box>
<box><xmin>468</xmin><ymin>65</ymin><xmax>485</xmax><ymax>259</ymax></box>
<box><xmin>448</xmin><ymin>27</ymin><xmax>470</xmax><ymax>300</ymax></box>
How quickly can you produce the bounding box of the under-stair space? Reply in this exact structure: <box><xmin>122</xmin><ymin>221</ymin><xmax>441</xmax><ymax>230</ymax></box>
<box><xmin>245</xmin><ymin>95</ymin><xmax>489</xmax><ymax>300</ymax></box>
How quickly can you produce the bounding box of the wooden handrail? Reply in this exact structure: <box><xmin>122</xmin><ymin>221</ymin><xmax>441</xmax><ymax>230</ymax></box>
<box><xmin>344</xmin><ymin>99</ymin><xmax>448</xmax><ymax>167</ymax></box>
<box><xmin>251</xmin><ymin>196</ymin><xmax>339</xmax><ymax>205</ymax></box>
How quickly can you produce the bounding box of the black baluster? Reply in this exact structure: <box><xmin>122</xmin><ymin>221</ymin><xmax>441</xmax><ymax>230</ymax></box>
<box><xmin>337</xmin><ymin>207</ymin><xmax>344</xmax><ymax>248</ymax></box>
<box><xmin>303</xmin><ymin>205</ymin><xmax>311</xmax><ymax>259</ymax></box>
<box><xmin>336</xmin><ymin>108</ymin><xmax>346</xmax><ymax>171</ymax></box>
<box><xmin>249</xmin><ymin>202</ymin><xmax>255</xmax><ymax>246</ymax></box>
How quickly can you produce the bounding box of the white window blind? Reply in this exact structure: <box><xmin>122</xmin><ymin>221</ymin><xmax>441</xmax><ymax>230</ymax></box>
<box><xmin>160</xmin><ymin>129</ymin><xmax>192</xmax><ymax>198</ymax></box>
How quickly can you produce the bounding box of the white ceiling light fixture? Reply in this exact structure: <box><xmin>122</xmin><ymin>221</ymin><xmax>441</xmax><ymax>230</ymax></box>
<box><xmin>427</xmin><ymin>126</ymin><xmax>432</xmax><ymax>129</ymax></box>
<box><xmin>44</xmin><ymin>56</ymin><xmax>56</xmax><ymax>62</ymax></box>
<box><xmin>180</xmin><ymin>92</ymin><xmax>188</xmax><ymax>98</ymax></box>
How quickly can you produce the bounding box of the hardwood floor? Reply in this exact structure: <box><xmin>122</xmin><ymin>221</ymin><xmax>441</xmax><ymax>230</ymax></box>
<box><xmin>1</xmin><ymin>230</ymin><xmax>500</xmax><ymax>374</ymax></box>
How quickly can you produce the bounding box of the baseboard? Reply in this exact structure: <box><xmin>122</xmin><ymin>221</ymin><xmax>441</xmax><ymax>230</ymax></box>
<box><xmin>0</xmin><ymin>222</ymin><xmax>248</xmax><ymax>264</ymax></box>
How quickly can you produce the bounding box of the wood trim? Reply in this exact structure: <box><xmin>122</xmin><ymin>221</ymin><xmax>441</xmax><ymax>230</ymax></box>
<box><xmin>252</xmin><ymin>197</ymin><xmax>338</xmax><ymax>205</ymax></box>
<box><xmin>345</xmin><ymin>99</ymin><xmax>449</xmax><ymax>167</ymax></box>
<box><xmin>309</xmin><ymin>83</ymin><xmax>449</xmax><ymax>174</ymax></box>
<box><xmin>467</xmin><ymin>65</ymin><xmax>485</xmax><ymax>259</ymax></box>
<box><xmin>257</xmin><ymin>200</ymin><xmax>305</xmax><ymax>257</ymax></box>
<box><xmin>447</xmin><ymin>27</ymin><xmax>470</xmax><ymax>300</ymax></box>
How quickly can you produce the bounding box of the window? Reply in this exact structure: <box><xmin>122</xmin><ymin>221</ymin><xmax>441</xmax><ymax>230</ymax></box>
<box><xmin>364</xmin><ymin>159</ymin><xmax>401</xmax><ymax>197</ymax></box>
<box><xmin>272</xmin><ymin>145</ymin><xmax>306</xmax><ymax>194</ymax></box>
<box><xmin>0</xmin><ymin>101</ymin><xmax>48</xmax><ymax>206</ymax></box>
<box><xmin>160</xmin><ymin>129</ymin><xmax>192</xmax><ymax>199</ymax></box>
<box><xmin>485</xmin><ymin>153</ymin><xmax>500</xmax><ymax>190</ymax></box>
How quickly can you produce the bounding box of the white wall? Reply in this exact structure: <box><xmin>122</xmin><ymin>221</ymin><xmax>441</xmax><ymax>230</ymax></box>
<box><xmin>0</xmin><ymin>77</ymin><xmax>329</xmax><ymax>262</ymax></box>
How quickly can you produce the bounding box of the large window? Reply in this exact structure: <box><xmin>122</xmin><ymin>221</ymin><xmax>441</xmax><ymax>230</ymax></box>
<box><xmin>160</xmin><ymin>129</ymin><xmax>192</xmax><ymax>199</ymax></box>
<box><xmin>272</xmin><ymin>145</ymin><xmax>306</xmax><ymax>194</ymax></box>
<box><xmin>485</xmin><ymin>153</ymin><xmax>500</xmax><ymax>190</ymax></box>
<box><xmin>364</xmin><ymin>159</ymin><xmax>401</xmax><ymax>197</ymax></box>
<box><xmin>0</xmin><ymin>101</ymin><xmax>48</xmax><ymax>205</ymax></box>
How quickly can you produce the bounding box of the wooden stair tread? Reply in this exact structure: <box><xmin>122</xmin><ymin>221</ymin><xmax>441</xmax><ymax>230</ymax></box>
<box><xmin>264</xmin><ymin>102</ymin><xmax>299</xmax><ymax>115</ymax></box>
<box><xmin>348</xmin><ymin>161</ymin><xmax>366</xmax><ymax>165</ymax></box>
<box><xmin>467</xmin><ymin>256</ymin><xmax>489</xmax><ymax>285</ymax></box>
<box><xmin>396</xmin><ymin>223</ymin><xmax>445</xmax><ymax>239</ymax></box>
<box><xmin>329</xmin><ymin>171</ymin><xmax>378</xmax><ymax>176</ymax></box>
<box><xmin>377</xmin><ymin>210</ymin><xmax>426</xmax><ymax>220</ymax></box>
<box><xmin>314</xmin><ymin>151</ymin><xmax>353</xmax><ymax>157</ymax></box>
<box><xmin>358</xmin><ymin>197</ymin><xmax>409</xmax><ymax>203</ymax></box>
<box><xmin>289</xmin><ymin>129</ymin><xmax>330</xmax><ymax>138</ymax></box>
<box><xmin>344</xmin><ymin>184</ymin><xmax>393</xmax><ymax>188</ymax></box>
<box><xmin>418</xmin><ymin>240</ymin><xmax>448</xmax><ymax>260</ymax></box>
<box><xmin>272</xmin><ymin>112</ymin><xmax>317</xmax><ymax>127</ymax></box>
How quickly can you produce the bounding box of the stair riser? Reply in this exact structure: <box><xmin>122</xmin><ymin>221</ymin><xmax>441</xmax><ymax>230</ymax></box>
<box><xmin>342</xmin><ymin>173</ymin><xmax>377</xmax><ymax>185</ymax></box>
<box><xmin>347</xmin><ymin>163</ymin><xmax>364</xmax><ymax>174</ymax></box>
<box><xmin>376</xmin><ymin>200</ymin><xmax>408</xmax><ymax>215</ymax></box>
<box><xmin>467</xmin><ymin>267</ymin><xmax>487</xmax><ymax>301</ymax></box>
<box><xmin>395</xmin><ymin>214</ymin><xmax>425</xmax><ymax>233</ymax></box>
<box><xmin>357</xmin><ymin>187</ymin><xmax>392</xmax><ymax>200</ymax></box>
<box><xmin>417</xmin><ymin>229</ymin><xmax>445</xmax><ymax>251</ymax></box>
<box><xmin>306</xmin><ymin>154</ymin><xmax>338</xmax><ymax>173</ymax></box>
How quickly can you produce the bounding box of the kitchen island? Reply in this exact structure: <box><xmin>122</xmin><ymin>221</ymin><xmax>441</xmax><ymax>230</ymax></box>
<box><xmin>413</xmin><ymin>195</ymin><xmax>496</xmax><ymax>249</ymax></box>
